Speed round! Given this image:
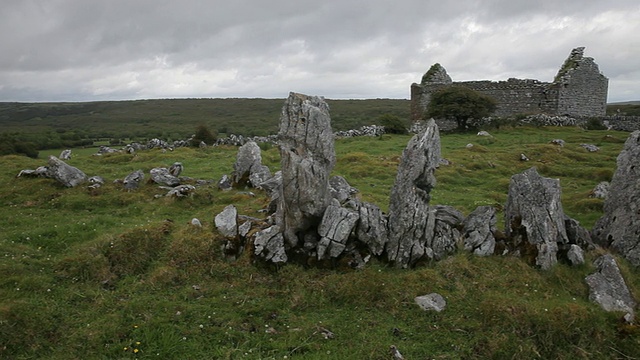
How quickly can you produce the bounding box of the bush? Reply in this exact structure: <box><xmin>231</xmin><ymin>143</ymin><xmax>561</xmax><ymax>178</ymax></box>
<box><xmin>191</xmin><ymin>124</ymin><xmax>218</xmax><ymax>146</ymax></box>
<box><xmin>378</xmin><ymin>114</ymin><xmax>408</xmax><ymax>134</ymax></box>
<box><xmin>584</xmin><ymin>117</ymin><xmax>607</xmax><ymax>130</ymax></box>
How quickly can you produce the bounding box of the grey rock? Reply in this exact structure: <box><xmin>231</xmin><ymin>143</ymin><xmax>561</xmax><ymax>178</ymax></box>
<box><xmin>415</xmin><ymin>293</ymin><xmax>447</xmax><ymax>312</ymax></box>
<box><xmin>463</xmin><ymin>206</ymin><xmax>497</xmax><ymax>256</ymax></box>
<box><xmin>238</xmin><ymin>220</ymin><xmax>252</xmax><ymax>238</ymax></box>
<box><xmin>580</xmin><ymin>143</ymin><xmax>600</xmax><ymax>152</ymax></box>
<box><xmin>276</xmin><ymin>93</ymin><xmax>336</xmax><ymax>248</ymax></box>
<box><xmin>191</xmin><ymin>218</ymin><xmax>202</xmax><ymax>227</ymax></box>
<box><xmin>520</xmin><ymin>153</ymin><xmax>529</xmax><ymax>161</ymax></box>
<box><xmin>431</xmin><ymin>206</ymin><xmax>464</xmax><ymax>260</ymax></box>
<box><xmin>260</xmin><ymin>170</ymin><xmax>282</xmax><ymax>214</ymax></box>
<box><xmin>477</xmin><ymin>131</ymin><xmax>491</xmax><ymax>136</ymax></box>
<box><xmin>123</xmin><ymin>170</ymin><xmax>144</xmax><ymax>190</ymax></box>
<box><xmin>505</xmin><ymin>167</ymin><xmax>568</xmax><ymax>270</ymax></box>
<box><xmin>567</xmin><ymin>244</ymin><xmax>585</xmax><ymax>265</ymax></box>
<box><xmin>585</xmin><ymin>254</ymin><xmax>636</xmax><ymax>318</ymax></box>
<box><xmin>249</xmin><ymin>164</ymin><xmax>272</xmax><ymax>188</ymax></box>
<box><xmin>317</xmin><ymin>199</ymin><xmax>359</xmax><ymax>259</ymax></box>
<box><xmin>47</xmin><ymin>156</ymin><xmax>87</xmax><ymax>187</ymax></box>
<box><xmin>387</xmin><ymin>119</ymin><xmax>440</xmax><ymax>267</ymax></box>
<box><xmin>150</xmin><ymin>167</ymin><xmax>181</xmax><ymax>187</ymax></box>
<box><xmin>215</xmin><ymin>205</ymin><xmax>238</xmax><ymax>238</ymax></box>
<box><xmin>550</xmin><ymin>139</ymin><xmax>565</xmax><ymax>147</ymax></box>
<box><xmin>232</xmin><ymin>141</ymin><xmax>262</xmax><ymax>185</ymax></box>
<box><xmin>169</xmin><ymin>162</ymin><xmax>183</xmax><ymax>177</ymax></box>
<box><xmin>592</xmin><ymin>131</ymin><xmax>640</xmax><ymax>266</ymax></box>
<box><xmin>590</xmin><ymin>181</ymin><xmax>609</xmax><ymax>199</ymax></box>
<box><xmin>217</xmin><ymin>174</ymin><xmax>232</xmax><ymax>191</ymax></box>
<box><xmin>564</xmin><ymin>215</ymin><xmax>594</xmax><ymax>250</ymax></box>
<box><xmin>165</xmin><ymin>184</ymin><xmax>195</xmax><ymax>197</ymax></box>
<box><xmin>253</xmin><ymin>225</ymin><xmax>288</xmax><ymax>263</ymax></box>
<box><xmin>17</xmin><ymin>166</ymin><xmax>49</xmax><ymax>178</ymax></box>
<box><xmin>59</xmin><ymin>149</ymin><xmax>72</xmax><ymax>160</ymax></box>
<box><xmin>355</xmin><ymin>201</ymin><xmax>389</xmax><ymax>256</ymax></box>
<box><xmin>88</xmin><ymin>176</ymin><xmax>104</xmax><ymax>185</ymax></box>
<box><xmin>329</xmin><ymin>175</ymin><xmax>359</xmax><ymax>204</ymax></box>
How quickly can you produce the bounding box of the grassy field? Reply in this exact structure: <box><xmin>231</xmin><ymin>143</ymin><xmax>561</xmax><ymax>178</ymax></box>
<box><xmin>1</xmin><ymin>125</ymin><xmax>639</xmax><ymax>359</ymax></box>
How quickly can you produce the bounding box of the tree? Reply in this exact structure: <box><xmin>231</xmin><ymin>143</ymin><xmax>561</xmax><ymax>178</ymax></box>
<box><xmin>191</xmin><ymin>124</ymin><xmax>217</xmax><ymax>146</ymax></box>
<box><xmin>426</xmin><ymin>86</ymin><xmax>497</xmax><ymax>130</ymax></box>
<box><xmin>377</xmin><ymin>114</ymin><xmax>408</xmax><ymax>134</ymax></box>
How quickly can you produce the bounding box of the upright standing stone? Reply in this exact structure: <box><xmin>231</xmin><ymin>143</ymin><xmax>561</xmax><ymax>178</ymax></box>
<box><xmin>47</xmin><ymin>156</ymin><xmax>87</xmax><ymax>187</ymax></box>
<box><xmin>387</xmin><ymin>119</ymin><xmax>441</xmax><ymax>267</ymax></box>
<box><xmin>592</xmin><ymin>131</ymin><xmax>640</xmax><ymax>266</ymax></box>
<box><xmin>232</xmin><ymin>141</ymin><xmax>263</xmax><ymax>185</ymax></box>
<box><xmin>276</xmin><ymin>93</ymin><xmax>336</xmax><ymax>248</ymax></box>
<box><xmin>463</xmin><ymin>206</ymin><xmax>497</xmax><ymax>256</ymax></box>
<box><xmin>505</xmin><ymin>167</ymin><xmax>568</xmax><ymax>270</ymax></box>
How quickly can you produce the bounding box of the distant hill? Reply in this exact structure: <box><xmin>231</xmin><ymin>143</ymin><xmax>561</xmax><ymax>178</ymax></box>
<box><xmin>608</xmin><ymin>100</ymin><xmax>640</xmax><ymax>105</ymax></box>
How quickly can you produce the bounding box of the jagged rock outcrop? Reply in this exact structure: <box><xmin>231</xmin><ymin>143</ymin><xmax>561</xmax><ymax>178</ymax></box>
<box><xmin>150</xmin><ymin>167</ymin><xmax>181</xmax><ymax>187</ymax></box>
<box><xmin>505</xmin><ymin>167</ymin><xmax>568</xmax><ymax>270</ymax></box>
<box><xmin>253</xmin><ymin>225</ymin><xmax>287</xmax><ymax>263</ymax></box>
<box><xmin>317</xmin><ymin>199</ymin><xmax>359</xmax><ymax>260</ymax></box>
<box><xmin>47</xmin><ymin>156</ymin><xmax>87</xmax><ymax>187</ymax></box>
<box><xmin>463</xmin><ymin>206</ymin><xmax>497</xmax><ymax>256</ymax></box>
<box><xmin>355</xmin><ymin>201</ymin><xmax>389</xmax><ymax>256</ymax></box>
<box><xmin>249</xmin><ymin>164</ymin><xmax>272</xmax><ymax>189</ymax></box>
<box><xmin>386</xmin><ymin>119</ymin><xmax>441</xmax><ymax>267</ymax></box>
<box><xmin>329</xmin><ymin>175</ymin><xmax>359</xmax><ymax>205</ymax></box>
<box><xmin>123</xmin><ymin>170</ymin><xmax>144</xmax><ymax>190</ymax></box>
<box><xmin>585</xmin><ymin>254</ymin><xmax>636</xmax><ymax>321</ymax></box>
<box><xmin>215</xmin><ymin>205</ymin><xmax>238</xmax><ymax>238</ymax></box>
<box><xmin>567</xmin><ymin>244</ymin><xmax>585</xmax><ymax>265</ymax></box>
<box><xmin>232</xmin><ymin>141</ymin><xmax>265</xmax><ymax>186</ymax></box>
<box><xmin>431</xmin><ymin>206</ymin><xmax>464</xmax><ymax>260</ymax></box>
<box><xmin>564</xmin><ymin>216</ymin><xmax>594</xmax><ymax>250</ymax></box>
<box><xmin>592</xmin><ymin>131</ymin><xmax>640</xmax><ymax>266</ymax></box>
<box><xmin>276</xmin><ymin>92</ymin><xmax>336</xmax><ymax>248</ymax></box>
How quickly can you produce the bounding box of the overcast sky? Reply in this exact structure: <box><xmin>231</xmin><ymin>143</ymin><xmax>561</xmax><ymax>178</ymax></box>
<box><xmin>1</xmin><ymin>0</ymin><xmax>638</xmax><ymax>103</ymax></box>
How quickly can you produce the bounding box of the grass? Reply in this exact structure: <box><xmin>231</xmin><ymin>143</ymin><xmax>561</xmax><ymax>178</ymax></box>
<box><xmin>0</xmin><ymin>126</ymin><xmax>639</xmax><ymax>359</ymax></box>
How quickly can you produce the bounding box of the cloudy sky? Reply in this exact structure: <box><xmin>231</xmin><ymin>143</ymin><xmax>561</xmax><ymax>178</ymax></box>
<box><xmin>1</xmin><ymin>0</ymin><xmax>638</xmax><ymax>103</ymax></box>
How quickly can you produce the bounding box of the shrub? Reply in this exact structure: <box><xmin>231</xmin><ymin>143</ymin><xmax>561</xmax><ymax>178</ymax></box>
<box><xmin>378</xmin><ymin>114</ymin><xmax>408</xmax><ymax>134</ymax></box>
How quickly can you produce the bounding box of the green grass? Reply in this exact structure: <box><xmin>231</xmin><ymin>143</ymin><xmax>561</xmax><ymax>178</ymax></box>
<box><xmin>1</xmin><ymin>126</ymin><xmax>639</xmax><ymax>359</ymax></box>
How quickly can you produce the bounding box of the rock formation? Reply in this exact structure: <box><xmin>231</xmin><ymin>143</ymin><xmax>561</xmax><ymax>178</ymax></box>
<box><xmin>232</xmin><ymin>141</ymin><xmax>264</xmax><ymax>185</ymax></box>
<box><xmin>592</xmin><ymin>131</ymin><xmax>640</xmax><ymax>266</ymax></box>
<box><xmin>123</xmin><ymin>170</ymin><xmax>145</xmax><ymax>190</ymax></box>
<box><xmin>317</xmin><ymin>199</ymin><xmax>359</xmax><ymax>260</ymax></box>
<box><xmin>463</xmin><ymin>206</ymin><xmax>497</xmax><ymax>256</ymax></box>
<box><xmin>386</xmin><ymin>119</ymin><xmax>441</xmax><ymax>267</ymax></box>
<box><xmin>150</xmin><ymin>167</ymin><xmax>181</xmax><ymax>187</ymax></box>
<box><xmin>47</xmin><ymin>155</ymin><xmax>87</xmax><ymax>187</ymax></box>
<box><xmin>505</xmin><ymin>167</ymin><xmax>568</xmax><ymax>270</ymax></box>
<box><xmin>585</xmin><ymin>254</ymin><xmax>636</xmax><ymax>321</ymax></box>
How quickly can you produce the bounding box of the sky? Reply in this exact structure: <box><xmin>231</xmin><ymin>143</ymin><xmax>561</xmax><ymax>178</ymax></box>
<box><xmin>1</xmin><ymin>0</ymin><xmax>639</xmax><ymax>103</ymax></box>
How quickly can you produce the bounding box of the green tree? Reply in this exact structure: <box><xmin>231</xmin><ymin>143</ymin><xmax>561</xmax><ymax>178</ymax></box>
<box><xmin>191</xmin><ymin>124</ymin><xmax>217</xmax><ymax>146</ymax></box>
<box><xmin>426</xmin><ymin>86</ymin><xmax>497</xmax><ymax>130</ymax></box>
<box><xmin>377</xmin><ymin>114</ymin><xmax>408</xmax><ymax>134</ymax></box>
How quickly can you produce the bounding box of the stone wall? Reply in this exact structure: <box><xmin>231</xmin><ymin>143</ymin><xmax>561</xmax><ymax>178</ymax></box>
<box><xmin>411</xmin><ymin>47</ymin><xmax>608</xmax><ymax>121</ymax></box>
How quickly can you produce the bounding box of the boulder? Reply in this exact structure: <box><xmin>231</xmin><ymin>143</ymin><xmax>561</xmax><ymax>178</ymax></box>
<box><xmin>550</xmin><ymin>139</ymin><xmax>565</xmax><ymax>147</ymax></box>
<box><xmin>564</xmin><ymin>215</ymin><xmax>594</xmax><ymax>250</ymax></box>
<box><xmin>566</xmin><ymin>244</ymin><xmax>585</xmax><ymax>265</ymax></box>
<box><xmin>47</xmin><ymin>156</ymin><xmax>87</xmax><ymax>187</ymax></box>
<box><xmin>355</xmin><ymin>201</ymin><xmax>389</xmax><ymax>256</ymax></box>
<box><xmin>169</xmin><ymin>162</ymin><xmax>183</xmax><ymax>177</ymax></box>
<box><xmin>592</xmin><ymin>131</ymin><xmax>640</xmax><ymax>266</ymax></box>
<box><xmin>123</xmin><ymin>170</ymin><xmax>145</xmax><ymax>190</ymax></box>
<box><xmin>585</xmin><ymin>254</ymin><xmax>636</xmax><ymax>319</ymax></box>
<box><xmin>232</xmin><ymin>141</ymin><xmax>263</xmax><ymax>185</ymax></box>
<box><xmin>317</xmin><ymin>199</ymin><xmax>359</xmax><ymax>259</ymax></box>
<box><xmin>580</xmin><ymin>143</ymin><xmax>600</xmax><ymax>152</ymax></box>
<box><xmin>463</xmin><ymin>206</ymin><xmax>497</xmax><ymax>256</ymax></box>
<box><xmin>215</xmin><ymin>205</ymin><xmax>238</xmax><ymax>238</ymax></box>
<box><xmin>59</xmin><ymin>149</ymin><xmax>72</xmax><ymax>160</ymax></box>
<box><xmin>253</xmin><ymin>225</ymin><xmax>288</xmax><ymax>263</ymax></box>
<box><xmin>248</xmin><ymin>164</ymin><xmax>272</xmax><ymax>188</ymax></box>
<box><xmin>590</xmin><ymin>181</ymin><xmax>609</xmax><ymax>199</ymax></box>
<box><xmin>165</xmin><ymin>184</ymin><xmax>195</xmax><ymax>197</ymax></box>
<box><xmin>431</xmin><ymin>206</ymin><xmax>464</xmax><ymax>260</ymax></box>
<box><xmin>329</xmin><ymin>175</ymin><xmax>359</xmax><ymax>204</ymax></box>
<box><xmin>415</xmin><ymin>293</ymin><xmax>447</xmax><ymax>312</ymax></box>
<box><xmin>276</xmin><ymin>93</ymin><xmax>336</xmax><ymax>248</ymax></box>
<box><xmin>387</xmin><ymin>119</ymin><xmax>440</xmax><ymax>267</ymax></box>
<box><xmin>150</xmin><ymin>167</ymin><xmax>181</xmax><ymax>187</ymax></box>
<box><xmin>17</xmin><ymin>166</ymin><xmax>49</xmax><ymax>178</ymax></box>
<box><xmin>217</xmin><ymin>174</ymin><xmax>232</xmax><ymax>191</ymax></box>
<box><xmin>505</xmin><ymin>167</ymin><xmax>568</xmax><ymax>270</ymax></box>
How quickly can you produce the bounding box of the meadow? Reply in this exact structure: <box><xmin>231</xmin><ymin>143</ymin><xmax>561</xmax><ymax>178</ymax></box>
<box><xmin>1</xmin><ymin>125</ymin><xmax>639</xmax><ymax>359</ymax></box>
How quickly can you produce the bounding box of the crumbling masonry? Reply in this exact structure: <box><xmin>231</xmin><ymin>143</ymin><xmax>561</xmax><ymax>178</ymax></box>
<box><xmin>410</xmin><ymin>47</ymin><xmax>608</xmax><ymax>120</ymax></box>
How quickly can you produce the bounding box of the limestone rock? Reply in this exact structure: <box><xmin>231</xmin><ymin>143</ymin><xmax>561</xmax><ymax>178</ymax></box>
<box><xmin>463</xmin><ymin>206</ymin><xmax>497</xmax><ymax>256</ymax></box>
<box><xmin>150</xmin><ymin>167</ymin><xmax>181</xmax><ymax>187</ymax></box>
<box><xmin>47</xmin><ymin>156</ymin><xmax>87</xmax><ymax>187</ymax></box>
<box><xmin>329</xmin><ymin>175</ymin><xmax>358</xmax><ymax>205</ymax></box>
<box><xmin>585</xmin><ymin>254</ymin><xmax>636</xmax><ymax>319</ymax></box>
<box><xmin>590</xmin><ymin>181</ymin><xmax>609</xmax><ymax>199</ymax></box>
<box><xmin>567</xmin><ymin>244</ymin><xmax>585</xmax><ymax>265</ymax></box>
<box><xmin>232</xmin><ymin>141</ymin><xmax>263</xmax><ymax>185</ymax></box>
<box><xmin>317</xmin><ymin>199</ymin><xmax>359</xmax><ymax>259</ymax></box>
<box><xmin>17</xmin><ymin>166</ymin><xmax>49</xmax><ymax>178</ymax></box>
<box><xmin>505</xmin><ymin>167</ymin><xmax>568</xmax><ymax>270</ymax></box>
<box><xmin>165</xmin><ymin>184</ymin><xmax>195</xmax><ymax>197</ymax></box>
<box><xmin>387</xmin><ymin>119</ymin><xmax>440</xmax><ymax>267</ymax></box>
<box><xmin>253</xmin><ymin>225</ymin><xmax>288</xmax><ymax>263</ymax></box>
<box><xmin>520</xmin><ymin>153</ymin><xmax>529</xmax><ymax>162</ymax></box>
<box><xmin>355</xmin><ymin>201</ymin><xmax>389</xmax><ymax>256</ymax></box>
<box><xmin>190</xmin><ymin>218</ymin><xmax>202</xmax><ymax>227</ymax></box>
<box><xmin>592</xmin><ymin>131</ymin><xmax>640</xmax><ymax>266</ymax></box>
<box><xmin>59</xmin><ymin>149</ymin><xmax>72</xmax><ymax>160</ymax></box>
<box><xmin>169</xmin><ymin>162</ymin><xmax>183</xmax><ymax>177</ymax></box>
<box><xmin>215</xmin><ymin>205</ymin><xmax>238</xmax><ymax>238</ymax></box>
<box><xmin>123</xmin><ymin>170</ymin><xmax>144</xmax><ymax>190</ymax></box>
<box><xmin>564</xmin><ymin>215</ymin><xmax>594</xmax><ymax>250</ymax></box>
<box><xmin>431</xmin><ymin>206</ymin><xmax>463</xmax><ymax>260</ymax></box>
<box><xmin>550</xmin><ymin>139</ymin><xmax>565</xmax><ymax>147</ymax></box>
<box><xmin>88</xmin><ymin>176</ymin><xmax>104</xmax><ymax>185</ymax></box>
<box><xmin>415</xmin><ymin>293</ymin><xmax>447</xmax><ymax>312</ymax></box>
<box><xmin>248</xmin><ymin>164</ymin><xmax>272</xmax><ymax>188</ymax></box>
<box><xmin>217</xmin><ymin>174</ymin><xmax>232</xmax><ymax>191</ymax></box>
<box><xmin>276</xmin><ymin>93</ymin><xmax>336</xmax><ymax>248</ymax></box>
<box><xmin>580</xmin><ymin>143</ymin><xmax>600</xmax><ymax>152</ymax></box>
<box><xmin>477</xmin><ymin>131</ymin><xmax>491</xmax><ymax>137</ymax></box>
<box><xmin>260</xmin><ymin>170</ymin><xmax>282</xmax><ymax>214</ymax></box>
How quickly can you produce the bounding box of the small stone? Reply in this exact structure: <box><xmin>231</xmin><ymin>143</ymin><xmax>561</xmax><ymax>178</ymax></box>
<box><xmin>566</xmin><ymin>244</ymin><xmax>585</xmax><ymax>265</ymax></box>
<box><xmin>415</xmin><ymin>293</ymin><xmax>446</xmax><ymax>312</ymax></box>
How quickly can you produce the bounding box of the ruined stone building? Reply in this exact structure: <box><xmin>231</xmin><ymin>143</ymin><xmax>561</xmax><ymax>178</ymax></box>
<box><xmin>410</xmin><ymin>47</ymin><xmax>608</xmax><ymax>121</ymax></box>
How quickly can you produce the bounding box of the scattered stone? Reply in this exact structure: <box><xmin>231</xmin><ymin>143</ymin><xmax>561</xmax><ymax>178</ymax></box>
<box><xmin>253</xmin><ymin>225</ymin><xmax>287</xmax><ymax>263</ymax></box>
<box><xmin>169</xmin><ymin>162</ymin><xmax>183</xmax><ymax>177</ymax></box>
<box><xmin>165</xmin><ymin>184</ymin><xmax>196</xmax><ymax>197</ymax></box>
<box><xmin>238</xmin><ymin>220</ymin><xmax>252</xmax><ymax>238</ymax></box>
<box><xmin>88</xmin><ymin>176</ymin><xmax>104</xmax><ymax>185</ymax></box>
<box><xmin>47</xmin><ymin>156</ymin><xmax>87</xmax><ymax>187</ymax></box>
<box><xmin>150</xmin><ymin>167</ymin><xmax>181</xmax><ymax>187</ymax></box>
<box><xmin>550</xmin><ymin>139</ymin><xmax>565</xmax><ymax>147</ymax></box>
<box><xmin>566</xmin><ymin>244</ymin><xmax>585</xmax><ymax>265</ymax></box>
<box><xmin>415</xmin><ymin>293</ymin><xmax>447</xmax><ymax>312</ymax></box>
<box><xmin>592</xmin><ymin>131</ymin><xmax>640</xmax><ymax>266</ymax></box>
<box><xmin>580</xmin><ymin>143</ymin><xmax>600</xmax><ymax>152</ymax></box>
<box><xmin>387</xmin><ymin>119</ymin><xmax>440</xmax><ymax>267</ymax></box>
<box><xmin>520</xmin><ymin>153</ymin><xmax>529</xmax><ymax>161</ymax></box>
<box><xmin>59</xmin><ymin>149</ymin><xmax>72</xmax><ymax>160</ymax></box>
<box><xmin>390</xmin><ymin>345</ymin><xmax>405</xmax><ymax>360</ymax></box>
<box><xmin>590</xmin><ymin>181</ymin><xmax>609</xmax><ymax>199</ymax></box>
<box><xmin>276</xmin><ymin>93</ymin><xmax>336</xmax><ymax>248</ymax></box>
<box><xmin>317</xmin><ymin>199</ymin><xmax>359</xmax><ymax>260</ymax></box>
<box><xmin>123</xmin><ymin>170</ymin><xmax>144</xmax><ymax>190</ymax></box>
<box><xmin>215</xmin><ymin>205</ymin><xmax>238</xmax><ymax>238</ymax></box>
<box><xmin>505</xmin><ymin>167</ymin><xmax>568</xmax><ymax>270</ymax></box>
<box><xmin>463</xmin><ymin>206</ymin><xmax>497</xmax><ymax>256</ymax></box>
<box><xmin>465</xmin><ymin>143</ymin><xmax>474</xmax><ymax>149</ymax></box>
<box><xmin>329</xmin><ymin>175</ymin><xmax>358</xmax><ymax>204</ymax></box>
<box><xmin>564</xmin><ymin>215</ymin><xmax>594</xmax><ymax>250</ymax></box>
<box><xmin>438</xmin><ymin>158</ymin><xmax>451</xmax><ymax>166</ymax></box>
<box><xmin>477</xmin><ymin>131</ymin><xmax>491</xmax><ymax>136</ymax></box>
<box><xmin>232</xmin><ymin>141</ymin><xmax>263</xmax><ymax>185</ymax></box>
<box><xmin>430</xmin><ymin>206</ymin><xmax>463</xmax><ymax>261</ymax></box>
<box><xmin>248</xmin><ymin>164</ymin><xmax>272</xmax><ymax>188</ymax></box>
<box><xmin>191</xmin><ymin>218</ymin><xmax>202</xmax><ymax>227</ymax></box>
<box><xmin>355</xmin><ymin>201</ymin><xmax>389</xmax><ymax>256</ymax></box>
<box><xmin>217</xmin><ymin>174</ymin><xmax>232</xmax><ymax>191</ymax></box>
<box><xmin>585</xmin><ymin>254</ymin><xmax>636</xmax><ymax>320</ymax></box>
<box><xmin>17</xmin><ymin>166</ymin><xmax>49</xmax><ymax>178</ymax></box>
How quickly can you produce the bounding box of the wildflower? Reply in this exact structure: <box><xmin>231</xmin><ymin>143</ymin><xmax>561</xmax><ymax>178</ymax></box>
<box><xmin>134</xmin><ymin>348</ymin><xmax>139</xmax><ymax>353</ymax></box>
<box><xmin>134</xmin><ymin>325</ymin><xmax>138</xmax><ymax>329</ymax></box>
<box><xmin>135</xmin><ymin>341</ymin><xmax>141</xmax><ymax>345</ymax></box>
<box><xmin>124</xmin><ymin>347</ymin><xmax>128</xmax><ymax>351</ymax></box>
